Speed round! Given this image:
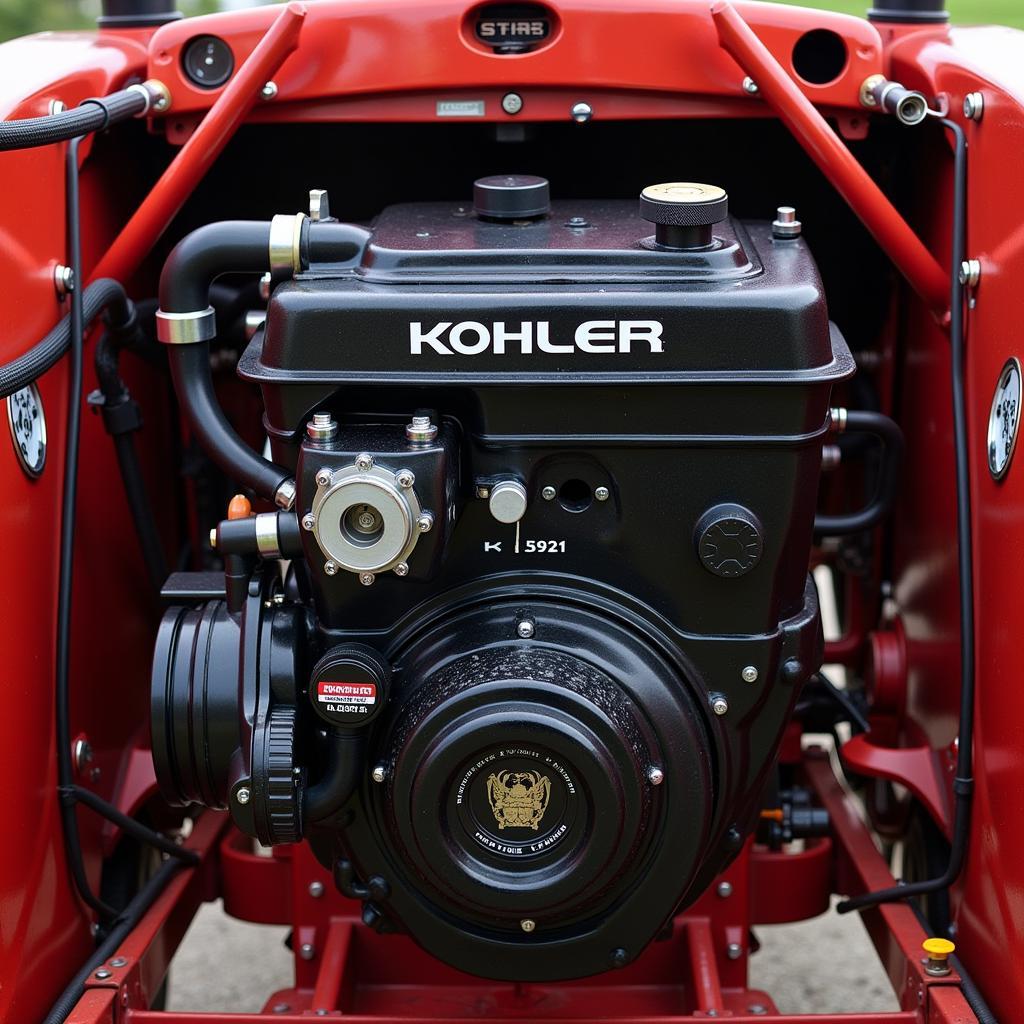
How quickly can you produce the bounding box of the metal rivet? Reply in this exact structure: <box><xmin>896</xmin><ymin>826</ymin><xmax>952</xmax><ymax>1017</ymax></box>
<box><xmin>594</xmin><ymin>486</ymin><xmax>610</xmax><ymax>501</ymax></box>
<box><xmin>502</xmin><ymin>92</ymin><xmax>524</xmax><ymax>115</ymax></box>
<box><xmin>517</xmin><ymin>620</ymin><xmax>535</xmax><ymax>639</ymax></box>
<box><xmin>717</xmin><ymin>881</ymin><xmax>733</xmax><ymax>898</ymax></box>
<box><xmin>359</xmin><ymin>572</ymin><xmax>375</xmax><ymax>586</ymax></box>
<box><xmin>571</xmin><ymin>101</ymin><xmax>593</xmax><ymax>123</ymax></box>
<box><xmin>416</xmin><ymin>512</ymin><xmax>434</xmax><ymax>532</ymax></box>
<box><xmin>235</xmin><ymin>787</ymin><xmax>250</xmax><ymax>805</ymax></box>
<box><xmin>261</xmin><ymin>81</ymin><xmax>278</xmax><ymax>100</ymax></box>
<box><xmin>396</xmin><ymin>469</ymin><xmax>415</xmax><ymax>488</ymax></box>
<box><xmin>742</xmin><ymin>665</ymin><xmax>758</xmax><ymax>683</ymax></box>
<box><xmin>110</xmin><ymin>957</ymin><xmax>128</xmax><ymax>968</ymax></box>
<box><xmin>308</xmin><ymin>881</ymin><xmax>325</xmax><ymax>898</ymax></box>
<box><xmin>355</xmin><ymin>453</ymin><xmax>374</xmax><ymax>471</ymax></box>
<box><xmin>727</xmin><ymin>942</ymin><xmax>743</xmax><ymax>960</ymax></box>
<box><xmin>302</xmin><ymin>513</ymin><xmax>315</xmax><ymax>531</ymax></box>
<box><xmin>371</xmin><ymin>765</ymin><xmax>387</xmax><ymax>783</ymax></box>
<box><xmin>394</xmin><ymin>562</ymin><xmax>409</xmax><ymax>577</ymax></box>
<box><xmin>520</xmin><ymin>919</ymin><xmax>536</xmax><ymax>933</ymax></box>
<box><xmin>315</xmin><ymin>468</ymin><xmax>332</xmax><ymax>487</ymax></box>
<box><xmin>647</xmin><ymin>766</ymin><xmax>665</xmax><ymax>786</ymax></box>
<box><xmin>742</xmin><ymin>77</ymin><xmax>759</xmax><ymax>94</ymax></box>
<box><xmin>299</xmin><ymin>942</ymin><xmax>315</xmax><ymax>960</ymax></box>
<box><xmin>711</xmin><ymin>695</ymin><xmax>729</xmax><ymax>716</ymax></box>
<box><xmin>95</xmin><ymin>969</ymin><xmax>112</xmax><ymax>980</ymax></box>
<box><xmin>324</xmin><ymin>561</ymin><xmax>339</xmax><ymax>576</ymax></box>
<box><xmin>541</xmin><ymin>485</ymin><xmax>557</xmax><ymax>501</ymax></box>
<box><xmin>963</xmin><ymin>92</ymin><xmax>984</xmax><ymax>121</ymax></box>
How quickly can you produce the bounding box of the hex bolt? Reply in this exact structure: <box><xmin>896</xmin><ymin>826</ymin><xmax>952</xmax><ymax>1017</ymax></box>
<box><xmin>922</xmin><ymin>938</ymin><xmax>955</xmax><ymax>976</ymax></box>
<box><xmin>355</xmin><ymin>453</ymin><xmax>374</xmax><ymax>471</ymax></box>
<box><xmin>571</xmin><ymin>101</ymin><xmax>593</xmax><ymax>123</ymax></box>
<box><xmin>54</xmin><ymin>263</ymin><xmax>75</xmax><ymax>298</ymax></box>
<box><xmin>324</xmin><ymin>561</ymin><xmax>339</xmax><ymax>576</ymax></box>
<box><xmin>517</xmin><ymin>619</ymin><xmax>535</xmax><ymax>639</ymax></box>
<box><xmin>741</xmin><ymin>665</ymin><xmax>759</xmax><ymax>683</ymax></box>
<box><xmin>963</xmin><ymin>91</ymin><xmax>984</xmax><ymax>121</ymax></box>
<box><xmin>711</xmin><ymin>694</ymin><xmax>729</xmax><ymax>716</ymax></box>
<box><xmin>95</xmin><ymin>969</ymin><xmax>112</xmax><ymax>980</ymax></box>
<box><xmin>717</xmin><ymin>881</ymin><xmax>733</xmax><ymax>898</ymax></box>
<box><xmin>476</xmin><ymin>485</ymin><xmax>491</xmax><ymax>499</ymax></box>
<box><xmin>309</xmin><ymin>188</ymin><xmax>330</xmax><ymax>222</ymax></box>
<box><xmin>502</xmin><ymin>92</ymin><xmax>524</xmax><ymax>115</ymax></box>
<box><xmin>742</xmin><ymin>76</ymin><xmax>759</xmax><ymax>94</ymax></box>
<box><xmin>772</xmin><ymin>206</ymin><xmax>802</xmax><ymax>239</ymax></box>
<box><xmin>416</xmin><ymin>512</ymin><xmax>434</xmax><ymax>533</ymax></box>
<box><xmin>308</xmin><ymin>881</ymin><xmax>325</xmax><ymax>898</ymax></box>
<box><xmin>371</xmin><ymin>764</ymin><xmax>387</xmax><ymax>783</ymax></box>
<box><xmin>542</xmin><ymin>485</ymin><xmax>557</xmax><ymax>501</ymax></box>
<box><xmin>235</xmin><ymin>787</ymin><xmax>251</xmax><ymax>805</ymax></box>
<box><xmin>299</xmin><ymin>942</ymin><xmax>315</xmax><ymax>961</ymax></box>
<box><xmin>727</xmin><ymin>942</ymin><xmax>743</xmax><ymax>960</ymax></box>
<box><xmin>566</xmin><ymin>216</ymin><xmax>589</xmax><ymax>228</ymax></box>
<box><xmin>406</xmin><ymin>412</ymin><xmax>438</xmax><ymax>444</ymax></box>
<box><xmin>647</xmin><ymin>766</ymin><xmax>665</xmax><ymax>786</ymax></box>
<box><xmin>315</xmin><ymin>468</ymin><xmax>332</xmax><ymax>487</ymax></box>
<box><xmin>260</xmin><ymin>81</ymin><xmax>278</xmax><ymax>100</ymax></box>
<box><xmin>396</xmin><ymin>469</ymin><xmax>415</xmax><ymax>489</ymax></box>
<box><xmin>302</xmin><ymin>513</ymin><xmax>315</xmax><ymax>531</ymax></box>
<box><xmin>359</xmin><ymin>572</ymin><xmax>376</xmax><ymax>587</ymax></box>
<box><xmin>594</xmin><ymin>486</ymin><xmax>610</xmax><ymax>502</ymax></box>
<box><xmin>307</xmin><ymin>412</ymin><xmax>338</xmax><ymax>443</ymax></box>
<box><xmin>959</xmin><ymin>259</ymin><xmax>981</xmax><ymax>287</ymax></box>
<box><xmin>394</xmin><ymin>562</ymin><xmax>409</xmax><ymax>577</ymax></box>
<box><xmin>520</xmin><ymin>919</ymin><xmax>536</xmax><ymax>933</ymax></box>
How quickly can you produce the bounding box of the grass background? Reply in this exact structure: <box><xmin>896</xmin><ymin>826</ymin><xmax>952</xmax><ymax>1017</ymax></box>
<box><xmin>780</xmin><ymin>0</ymin><xmax>1023</xmax><ymax>26</ymax></box>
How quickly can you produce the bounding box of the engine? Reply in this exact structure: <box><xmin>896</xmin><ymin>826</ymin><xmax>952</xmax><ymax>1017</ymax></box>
<box><xmin>150</xmin><ymin>175</ymin><xmax>851</xmax><ymax>981</ymax></box>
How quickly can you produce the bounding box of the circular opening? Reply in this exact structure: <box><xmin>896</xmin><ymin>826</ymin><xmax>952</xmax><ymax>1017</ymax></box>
<box><xmin>791</xmin><ymin>29</ymin><xmax>848</xmax><ymax>86</ymax></box>
<box><xmin>341</xmin><ymin>503</ymin><xmax>385</xmax><ymax>548</ymax></box>
<box><xmin>559</xmin><ymin>479</ymin><xmax>592</xmax><ymax>513</ymax></box>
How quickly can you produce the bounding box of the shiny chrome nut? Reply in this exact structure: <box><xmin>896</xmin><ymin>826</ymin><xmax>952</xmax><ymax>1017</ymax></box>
<box><xmin>355</xmin><ymin>453</ymin><xmax>374</xmax><ymax>471</ymax></box>
<box><xmin>324</xmin><ymin>561</ymin><xmax>339</xmax><ymax>576</ymax></box>
<box><xmin>416</xmin><ymin>512</ymin><xmax>434</xmax><ymax>533</ymax></box>
<box><xmin>394</xmin><ymin>562</ymin><xmax>409</xmax><ymax>577</ymax></box>
<box><xmin>359</xmin><ymin>572</ymin><xmax>376</xmax><ymax>586</ymax></box>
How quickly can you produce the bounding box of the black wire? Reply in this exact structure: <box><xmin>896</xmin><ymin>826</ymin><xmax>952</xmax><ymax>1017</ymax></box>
<box><xmin>0</xmin><ymin>88</ymin><xmax>148</xmax><ymax>153</ymax></box>
<box><xmin>838</xmin><ymin>118</ymin><xmax>974</xmax><ymax>915</ymax></box>
<box><xmin>817</xmin><ymin>670</ymin><xmax>872</xmax><ymax>734</ymax></box>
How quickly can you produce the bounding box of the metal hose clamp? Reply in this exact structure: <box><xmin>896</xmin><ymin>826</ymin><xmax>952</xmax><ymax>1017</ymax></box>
<box><xmin>269</xmin><ymin>212</ymin><xmax>307</xmax><ymax>277</ymax></box>
<box><xmin>155</xmin><ymin>307</ymin><xmax>217</xmax><ymax>345</ymax></box>
<box><xmin>254</xmin><ymin>512</ymin><xmax>282</xmax><ymax>558</ymax></box>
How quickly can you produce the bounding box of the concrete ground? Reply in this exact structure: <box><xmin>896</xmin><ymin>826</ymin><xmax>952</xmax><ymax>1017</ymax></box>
<box><xmin>166</xmin><ymin>896</ymin><xmax>898</xmax><ymax>1014</ymax></box>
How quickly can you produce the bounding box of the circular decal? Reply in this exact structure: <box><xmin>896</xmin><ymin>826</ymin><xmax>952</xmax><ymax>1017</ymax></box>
<box><xmin>988</xmin><ymin>357</ymin><xmax>1021</xmax><ymax>481</ymax></box>
<box><xmin>7</xmin><ymin>383</ymin><xmax>46</xmax><ymax>478</ymax></box>
<box><xmin>455</xmin><ymin>747</ymin><xmax>577</xmax><ymax>859</ymax></box>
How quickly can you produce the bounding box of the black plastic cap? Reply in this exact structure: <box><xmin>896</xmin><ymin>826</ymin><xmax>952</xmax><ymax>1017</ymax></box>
<box><xmin>98</xmin><ymin>0</ymin><xmax>181</xmax><ymax>27</ymax></box>
<box><xmin>640</xmin><ymin>182</ymin><xmax>729</xmax><ymax>227</ymax></box>
<box><xmin>473</xmin><ymin>175</ymin><xmax>550</xmax><ymax>221</ymax></box>
<box><xmin>867</xmin><ymin>0</ymin><xmax>948</xmax><ymax>23</ymax></box>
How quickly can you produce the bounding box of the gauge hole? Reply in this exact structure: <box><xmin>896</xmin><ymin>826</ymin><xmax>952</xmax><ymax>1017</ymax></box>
<box><xmin>792</xmin><ymin>29</ymin><xmax>848</xmax><ymax>86</ymax></box>
<box><xmin>559</xmin><ymin>479</ymin><xmax>592</xmax><ymax>513</ymax></box>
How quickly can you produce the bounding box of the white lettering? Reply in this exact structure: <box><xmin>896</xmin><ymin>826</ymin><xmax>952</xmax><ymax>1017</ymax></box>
<box><xmin>574</xmin><ymin>320</ymin><xmax>617</xmax><ymax>353</ymax></box>
<box><xmin>410</xmin><ymin>321</ymin><xmax>452</xmax><ymax>355</ymax></box>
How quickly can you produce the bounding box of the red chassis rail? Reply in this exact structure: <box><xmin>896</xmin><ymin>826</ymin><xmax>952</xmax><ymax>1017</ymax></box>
<box><xmin>66</xmin><ymin>750</ymin><xmax>976</xmax><ymax>1023</ymax></box>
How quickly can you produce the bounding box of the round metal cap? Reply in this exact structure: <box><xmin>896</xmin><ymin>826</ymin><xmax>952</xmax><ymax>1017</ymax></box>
<box><xmin>639</xmin><ymin>183</ymin><xmax>728</xmax><ymax>227</ymax></box>
<box><xmin>474</xmin><ymin>175</ymin><xmax>550</xmax><ymax>221</ymax></box>
<box><xmin>488</xmin><ymin>479</ymin><xmax>528</xmax><ymax>524</ymax></box>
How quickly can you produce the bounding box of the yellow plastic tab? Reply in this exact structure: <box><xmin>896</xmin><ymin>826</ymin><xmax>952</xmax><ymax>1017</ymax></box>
<box><xmin>922</xmin><ymin>938</ymin><xmax>956</xmax><ymax>960</ymax></box>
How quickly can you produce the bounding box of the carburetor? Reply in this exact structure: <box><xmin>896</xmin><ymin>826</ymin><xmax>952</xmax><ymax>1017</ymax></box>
<box><xmin>151</xmin><ymin>175</ymin><xmax>852</xmax><ymax>981</ymax></box>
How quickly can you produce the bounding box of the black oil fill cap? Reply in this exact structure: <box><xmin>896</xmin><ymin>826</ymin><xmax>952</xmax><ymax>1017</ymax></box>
<box><xmin>473</xmin><ymin>174</ymin><xmax>551</xmax><ymax>221</ymax></box>
<box><xmin>640</xmin><ymin>182</ymin><xmax>729</xmax><ymax>250</ymax></box>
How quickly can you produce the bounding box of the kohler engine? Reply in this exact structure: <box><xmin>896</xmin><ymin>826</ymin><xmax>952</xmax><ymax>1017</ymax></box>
<box><xmin>151</xmin><ymin>176</ymin><xmax>851</xmax><ymax>980</ymax></box>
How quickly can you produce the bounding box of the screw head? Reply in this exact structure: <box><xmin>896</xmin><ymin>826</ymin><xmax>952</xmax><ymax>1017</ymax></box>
<box><xmin>516</xmin><ymin>619</ymin><xmax>535</xmax><ymax>639</ymax></box>
<box><xmin>542</xmin><ymin>485</ymin><xmax>557</xmax><ymax>501</ymax></box>
<box><xmin>396</xmin><ymin>469</ymin><xmax>415</xmax><ymax>488</ymax></box>
<box><xmin>73</xmin><ymin>738</ymin><xmax>93</xmax><ymax>772</ymax></box>
<box><xmin>571</xmin><ymin>101</ymin><xmax>593</xmax><ymax>123</ymax></box>
<box><xmin>324</xmin><ymin>561</ymin><xmax>339</xmax><ymax>576</ymax></box>
<box><xmin>742</xmin><ymin>76</ymin><xmax>759</xmax><ymax>94</ymax></box>
<box><xmin>302</xmin><ymin>513</ymin><xmax>315</xmax><ymax>531</ymax></box>
<box><xmin>54</xmin><ymin>263</ymin><xmax>75</xmax><ymax>298</ymax></box>
<box><xmin>711</xmin><ymin>695</ymin><xmax>729</xmax><ymax>716</ymax></box>
<box><xmin>727</xmin><ymin>942</ymin><xmax>743</xmax><ymax>960</ymax></box>
<box><xmin>749</xmin><ymin>1004</ymin><xmax>768</xmax><ymax>1015</ymax></box>
<box><xmin>742</xmin><ymin>665</ymin><xmax>759</xmax><ymax>683</ymax></box>
<box><xmin>647</xmin><ymin>766</ymin><xmax>665</xmax><ymax>786</ymax></box>
<box><xmin>959</xmin><ymin>258</ymin><xmax>981</xmax><ymax>287</ymax></box>
<box><xmin>963</xmin><ymin>91</ymin><xmax>984</xmax><ymax>121</ymax></box>
<box><xmin>299</xmin><ymin>942</ymin><xmax>315</xmax><ymax>961</ymax></box>
<box><xmin>416</xmin><ymin>512</ymin><xmax>434</xmax><ymax>532</ymax></box>
<box><xmin>359</xmin><ymin>571</ymin><xmax>375</xmax><ymax>587</ymax></box>
<box><xmin>717</xmin><ymin>881</ymin><xmax>733</xmax><ymax>898</ymax></box>
<box><xmin>394</xmin><ymin>562</ymin><xmax>409</xmax><ymax>577</ymax></box>
<box><xmin>502</xmin><ymin>92</ymin><xmax>524</xmax><ymax>115</ymax></box>
<box><xmin>260</xmin><ymin>81</ymin><xmax>278</xmax><ymax>100</ymax></box>
<box><xmin>308</xmin><ymin>881</ymin><xmax>325</xmax><ymax>898</ymax></box>
<box><xmin>272</xmin><ymin>1005</ymin><xmax>291</xmax><ymax>1015</ymax></box>
<box><xmin>110</xmin><ymin>957</ymin><xmax>128</xmax><ymax>968</ymax></box>
<box><xmin>520</xmin><ymin>919</ymin><xmax>536</xmax><ymax>933</ymax></box>
<box><xmin>355</xmin><ymin>453</ymin><xmax>374</xmax><ymax>471</ymax></box>
<box><xmin>95</xmin><ymin>969</ymin><xmax>112</xmax><ymax>980</ymax></box>
<box><xmin>235</xmin><ymin>787</ymin><xmax>251</xmax><ymax>805</ymax></box>
<box><xmin>315</xmin><ymin>468</ymin><xmax>332</xmax><ymax>487</ymax></box>
<box><xmin>371</xmin><ymin>764</ymin><xmax>387</xmax><ymax>783</ymax></box>
<box><xmin>594</xmin><ymin>485</ymin><xmax>610</xmax><ymax>502</ymax></box>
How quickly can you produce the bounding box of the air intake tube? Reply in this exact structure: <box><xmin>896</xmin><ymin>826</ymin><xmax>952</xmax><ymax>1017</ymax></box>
<box><xmin>156</xmin><ymin>216</ymin><xmax>370</xmax><ymax>509</ymax></box>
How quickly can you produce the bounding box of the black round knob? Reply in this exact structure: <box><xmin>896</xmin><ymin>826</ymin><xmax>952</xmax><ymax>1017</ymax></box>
<box><xmin>640</xmin><ymin>182</ymin><xmax>728</xmax><ymax>250</ymax></box>
<box><xmin>473</xmin><ymin>174</ymin><xmax>550</xmax><ymax>221</ymax></box>
<box><xmin>695</xmin><ymin>503</ymin><xmax>763</xmax><ymax>578</ymax></box>
<box><xmin>182</xmin><ymin>35</ymin><xmax>235</xmax><ymax>89</ymax></box>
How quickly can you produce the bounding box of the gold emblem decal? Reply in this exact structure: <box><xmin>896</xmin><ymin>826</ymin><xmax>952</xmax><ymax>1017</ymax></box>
<box><xmin>486</xmin><ymin>770</ymin><xmax>551</xmax><ymax>830</ymax></box>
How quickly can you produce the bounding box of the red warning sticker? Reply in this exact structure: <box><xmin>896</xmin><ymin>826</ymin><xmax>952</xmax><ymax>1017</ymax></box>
<box><xmin>316</xmin><ymin>681</ymin><xmax>377</xmax><ymax>706</ymax></box>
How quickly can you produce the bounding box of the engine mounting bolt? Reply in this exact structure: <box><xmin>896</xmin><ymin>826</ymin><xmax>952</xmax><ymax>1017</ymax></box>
<box><xmin>502</xmin><ymin>92</ymin><xmax>524</xmax><ymax>115</ymax></box>
<box><xmin>959</xmin><ymin>259</ymin><xmax>981</xmax><ymax>288</ymax></box>
<box><xmin>542</xmin><ymin>485</ymin><xmax>557</xmax><ymax>500</ymax></box>
<box><xmin>571</xmin><ymin>101</ymin><xmax>593</xmax><ymax>123</ymax></box>
<box><xmin>260</xmin><ymin>81</ymin><xmax>278</xmax><ymax>101</ymax></box>
<box><xmin>302</xmin><ymin>513</ymin><xmax>315</xmax><ymax>531</ymax></box>
<box><xmin>717</xmin><ymin>881</ymin><xmax>733</xmax><ymax>898</ymax></box>
<box><xmin>406</xmin><ymin>412</ymin><xmax>439</xmax><ymax>444</ymax></box>
<box><xmin>359</xmin><ymin>571</ymin><xmax>376</xmax><ymax>586</ymax></box>
<box><xmin>595</xmin><ymin>485</ymin><xmax>610</xmax><ymax>502</ymax></box>
<box><xmin>416</xmin><ymin>512</ymin><xmax>434</xmax><ymax>533</ymax></box>
<box><xmin>394</xmin><ymin>562</ymin><xmax>409</xmax><ymax>577</ymax></box>
<box><xmin>520</xmin><ymin>919</ymin><xmax>536</xmax><ymax>933</ymax></box>
<box><xmin>355</xmin><ymin>453</ymin><xmax>374</xmax><ymax>472</ymax></box>
<box><xmin>324</xmin><ymin>561</ymin><xmax>339</xmax><ymax>576</ymax></box>
<box><xmin>307</xmin><ymin>412</ymin><xmax>338</xmax><ymax>442</ymax></box>
<box><xmin>371</xmin><ymin>765</ymin><xmax>387</xmax><ymax>783</ymax></box>
<box><xmin>315</xmin><ymin>468</ymin><xmax>333</xmax><ymax>487</ymax></box>
<box><xmin>742</xmin><ymin>76</ymin><xmax>759</xmax><ymax>94</ymax></box>
<box><xmin>772</xmin><ymin>206</ymin><xmax>802</xmax><ymax>239</ymax></box>
<box><xmin>396</xmin><ymin>469</ymin><xmax>415</xmax><ymax>489</ymax></box>
<box><xmin>516</xmin><ymin>619</ymin><xmax>535</xmax><ymax>639</ymax></box>
<box><xmin>95</xmin><ymin>969</ymin><xmax>112</xmax><ymax>980</ymax></box>
<box><xmin>711</xmin><ymin>695</ymin><xmax>730</xmax><ymax>716</ymax></box>
<box><xmin>647</xmin><ymin>766</ymin><xmax>665</xmax><ymax>786</ymax></box>
<box><xmin>235</xmin><ymin>787</ymin><xmax>251</xmax><ymax>805</ymax></box>
<box><xmin>963</xmin><ymin>92</ymin><xmax>984</xmax><ymax>121</ymax></box>
<box><xmin>922</xmin><ymin>938</ymin><xmax>955</xmax><ymax>976</ymax></box>
<box><xmin>727</xmin><ymin>942</ymin><xmax>743</xmax><ymax>960</ymax></box>
<box><xmin>742</xmin><ymin>665</ymin><xmax>759</xmax><ymax>683</ymax></box>
<box><xmin>53</xmin><ymin>263</ymin><xmax>75</xmax><ymax>298</ymax></box>
<box><xmin>299</xmin><ymin>942</ymin><xmax>315</xmax><ymax>961</ymax></box>
<box><xmin>308</xmin><ymin>881</ymin><xmax>325</xmax><ymax>898</ymax></box>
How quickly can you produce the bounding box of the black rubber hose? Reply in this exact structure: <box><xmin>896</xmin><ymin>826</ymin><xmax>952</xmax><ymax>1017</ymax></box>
<box><xmin>0</xmin><ymin>278</ymin><xmax>131</xmax><ymax>398</ymax></box>
<box><xmin>41</xmin><ymin>857</ymin><xmax>183</xmax><ymax>1024</ymax></box>
<box><xmin>0</xmin><ymin>88</ymin><xmax>148</xmax><ymax>153</ymax></box>
<box><xmin>838</xmin><ymin>119</ymin><xmax>974</xmax><ymax>914</ymax></box>
<box><xmin>304</xmin><ymin>732</ymin><xmax>365</xmax><ymax>822</ymax></box>
<box><xmin>814</xmin><ymin>409</ymin><xmax>905</xmax><ymax>536</ymax></box>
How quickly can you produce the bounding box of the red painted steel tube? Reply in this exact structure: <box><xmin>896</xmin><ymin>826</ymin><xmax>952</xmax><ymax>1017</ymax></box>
<box><xmin>89</xmin><ymin>2</ymin><xmax>307</xmax><ymax>285</ymax></box>
<box><xmin>710</xmin><ymin>1</ymin><xmax>949</xmax><ymax>320</ymax></box>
